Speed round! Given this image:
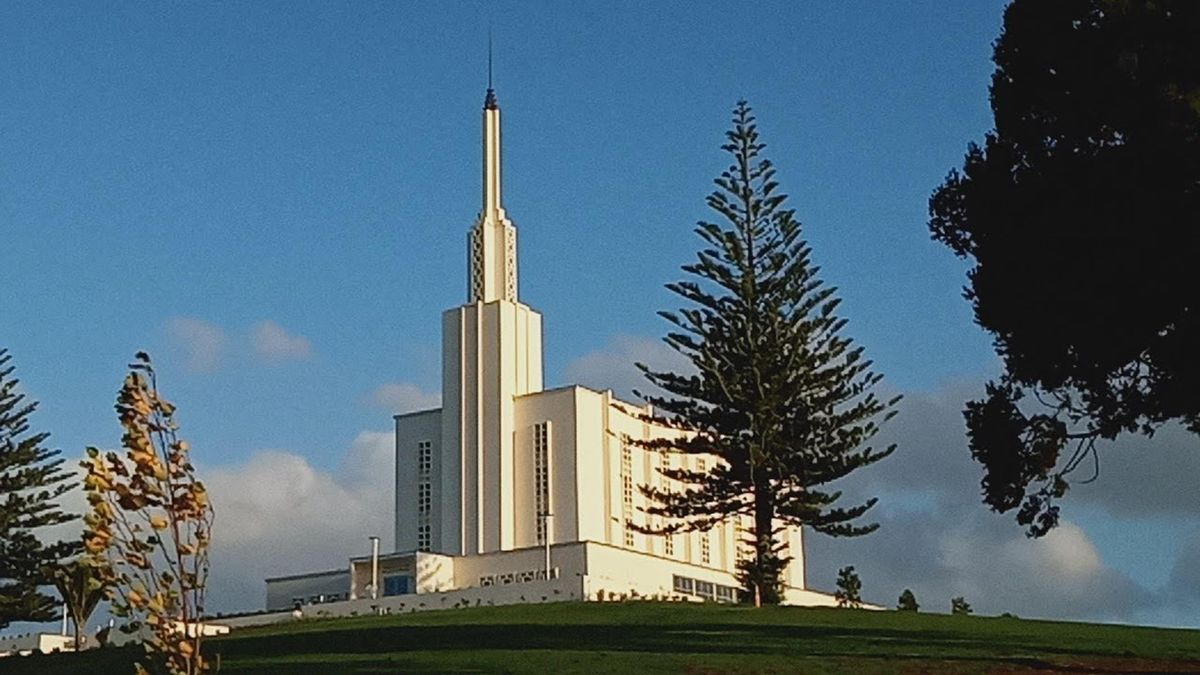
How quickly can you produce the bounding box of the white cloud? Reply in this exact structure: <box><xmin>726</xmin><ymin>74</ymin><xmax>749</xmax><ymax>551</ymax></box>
<box><xmin>1168</xmin><ymin>533</ymin><xmax>1200</xmax><ymax>609</ymax></box>
<box><xmin>808</xmin><ymin>506</ymin><xmax>1152</xmax><ymax>621</ymax></box>
<box><xmin>369</xmin><ymin>382</ymin><xmax>441</xmax><ymax>414</ymax></box>
<box><xmin>1069</xmin><ymin>423</ymin><xmax>1200</xmax><ymax>519</ymax></box>
<box><xmin>1035</xmin><ymin>523</ymin><xmax>1103</xmax><ymax>578</ymax></box>
<box><xmin>563</xmin><ymin>334</ymin><xmax>693</xmax><ymax>402</ymax></box>
<box><xmin>802</xmin><ymin>382</ymin><xmax>1189</xmax><ymax>623</ymax></box>
<box><xmin>201</xmin><ymin>431</ymin><xmax>394</xmax><ymax>614</ymax></box>
<box><xmin>166</xmin><ymin>317</ymin><xmax>226</xmax><ymax>373</ymax></box>
<box><xmin>251</xmin><ymin>321</ymin><xmax>314</xmax><ymax>362</ymax></box>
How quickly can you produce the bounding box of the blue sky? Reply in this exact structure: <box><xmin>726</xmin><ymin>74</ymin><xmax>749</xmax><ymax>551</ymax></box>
<box><xmin>3</xmin><ymin>1</ymin><xmax>1197</xmax><ymax>627</ymax></box>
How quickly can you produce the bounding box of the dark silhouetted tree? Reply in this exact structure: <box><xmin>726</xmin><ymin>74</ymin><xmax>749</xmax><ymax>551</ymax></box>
<box><xmin>835</xmin><ymin>566</ymin><xmax>862</xmax><ymax>609</ymax></box>
<box><xmin>951</xmin><ymin>596</ymin><xmax>972</xmax><ymax>616</ymax></box>
<box><xmin>929</xmin><ymin>0</ymin><xmax>1200</xmax><ymax>536</ymax></box>
<box><xmin>0</xmin><ymin>348</ymin><xmax>78</xmax><ymax>629</ymax></box>
<box><xmin>634</xmin><ymin>102</ymin><xmax>898</xmax><ymax>605</ymax></box>
<box><xmin>48</xmin><ymin>558</ymin><xmax>108</xmax><ymax>651</ymax></box>
<box><xmin>897</xmin><ymin>588</ymin><xmax>919</xmax><ymax>612</ymax></box>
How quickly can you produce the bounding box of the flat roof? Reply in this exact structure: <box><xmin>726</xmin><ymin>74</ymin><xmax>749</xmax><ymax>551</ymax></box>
<box><xmin>517</xmin><ymin>383</ymin><xmax>652</xmax><ymax>411</ymax></box>
<box><xmin>349</xmin><ymin>550</ymin><xmax>422</xmax><ymax>563</ymax></box>
<box><xmin>393</xmin><ymin>407</ymin><xmax>442</xmax><ymax>420</ymax></box>
<box><xmin>264</xmin><ymin>568</ymin><xmax>348</xmax><ymax>583</ymax></box>
<box><xmin>392</xmin><ymin>385</ymin><xmax>651</xmax><ymax>419</ymax></box>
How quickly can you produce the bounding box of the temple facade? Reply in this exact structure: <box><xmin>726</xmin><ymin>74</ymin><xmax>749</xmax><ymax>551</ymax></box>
<box><xmin>262</xmin><ymin>86</ymin><xmax>838</xmax><ymax>614</ymax></box>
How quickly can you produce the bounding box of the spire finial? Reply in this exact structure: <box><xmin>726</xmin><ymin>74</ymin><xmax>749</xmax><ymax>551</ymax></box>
<box><xmin>484</xmin><ymin>29</ymin><xmax>498</xmax><ymax>110</ymax></box>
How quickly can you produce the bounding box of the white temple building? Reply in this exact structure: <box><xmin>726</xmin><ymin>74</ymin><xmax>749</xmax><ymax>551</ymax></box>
<box><xmin>261</xmin><ymin>86</ymin><xmax>839</xmax><ymax>615</ymax></box>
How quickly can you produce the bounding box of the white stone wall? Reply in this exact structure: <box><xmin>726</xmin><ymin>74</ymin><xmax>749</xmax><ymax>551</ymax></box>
<box><xmin>440</xmin><ymin>307</ymin><xmax>465</xmax><ymax>555</ymax></box>
<box><xmin>451</xmin><ymin>541</ymin><xmax>586</xmax><ymax>589</ymax></box>
<box><xmin>227</xmin><ymin>576</ymin><xmax>585</xmax><ymax>630</ymax></box>
<box><xmin>0</xmin><ymin>632</ymin><xmax>74</xmax><ymax>656</ymax></box>
<box><xmin>583</xmin><ymin>540</ymin><xmax>739</xmax><ymax>601</ymax></box>
<box><xmin>568</xmin><ymin>389</ymin><xmax>736</xmax><ymax>576</ymax></box>
<box><xmin>513</xmin><ymin>386</ymin><xmax>577</xmax><ymax>548</ymax></box>
<box><xmin>348</xmin><ymin>552</ymin><xmax>456</xmax><ymax>599</ymax></box>
<box><xmin>441</xmin><ymin>300</ymin><xmax>543</xmax><ymax>558</ymax></box>
<box><xmin>782</xmin><ymin>586</ymin><xmax>842</xmax><ymax>607</ymax></box>
<box><xmin>252</xmin><ymin>540</ymin><xmax>835</xmax><ymax>630</ymax></box>
<box><xmin>582</xmin><ymin>541</ymin><xmax>830</xmax><ymax>607</ymax></box>
<box><xmin>394</xmin><ymin>408</ymin><xmax>441</xmax><ymax>554</ymax></box>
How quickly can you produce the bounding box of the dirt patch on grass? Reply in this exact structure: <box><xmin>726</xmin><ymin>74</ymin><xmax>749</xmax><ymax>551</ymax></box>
<box><xmin>984</xmin><ymin>656</ymin><xmax>1200</xmax><ymax>674</ymax></box>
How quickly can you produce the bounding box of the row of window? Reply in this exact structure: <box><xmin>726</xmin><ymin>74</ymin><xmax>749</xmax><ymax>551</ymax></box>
<box><xmin>291</xmin><ymin>592</ymin><xmax>346</xmax><ymax>607</ymax></box>
<box><xmin>410</xmin><ymin>431</ymin><xmax>723</xmax><ymax>561</ymax></box>
<box><xmin>418</xmin><ymin>440</ymin><xmax>432</xmax><ymax>475</ymax></box>
<box><xmin>622</xmin><ymin>444</ymin><xmax>718</xmax><ymax>557</ymax></box>
<box><xmin>468</xmin><ymin>227</ymin><xmax>485</xmax><ymax>302</ymax></box>
<box><xmin>417</xmin><ymin>440</ymin><xmax>433</xmax><ymax>552</ymax></box>
<box><xmin>416</xmin><ymin>426</ymin><xmax>556</xmax><ymax>552</ymax></box>
<box><xmin>534</xmin><ymin>422</ymin><xmax>550</xmax><ymax>544</ymax></box>
<box><xmin>672</xmin><ymin>575</ymin><xmax>737</xmax><ymax>603</ymax></box>
<box><xmin>620</xmin><ymin>445</ymin><xmax>634</xmax><ymax>547</ymax></box>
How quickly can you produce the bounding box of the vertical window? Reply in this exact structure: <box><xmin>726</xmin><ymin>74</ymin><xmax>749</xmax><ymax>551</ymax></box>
<box><xmin>534</xmin><ymin>422</ymin><xmax>550</xmax><ymax>544</ymax></box>
<box><xmin>418</xmin><ymin>482</ymin><xmax>432</xmax><ymax>514</ymax></box>
<box><xmin>621</xmin><ymin>445</ymin><xmax>634</xmax><ymax>548</ymax></box>
<box><xmin>418</xmin><ymin>440</ymin><xmax>432</xmax><ymax>475</ymax></box>
<box><xmin>700</xmin><ymin>532</ymin><xmax>711</xmax><ymax>566</ymax></box>
<box><xmin>697</xmin><ymin>458</ymin><xmax>707</xmax><ymax>473</ymax></box>
<box><xmin>659</xmin><ymin>449</ymin><xmax>674</xmax><ymax>556</ymax></box>
<box><xmin>735</xmin><ymin>519</ymin><xmax>749</xmax><ymax>563</ymax></box>
<box><xmin>417</xmin><ymin>440</ymin><xmax>433</xmax><ymax>552</ymax></box>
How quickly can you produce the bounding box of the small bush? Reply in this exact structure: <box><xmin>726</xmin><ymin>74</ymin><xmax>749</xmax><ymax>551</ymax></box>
<box><xmin>951</xmin><ymin>597</ymin><xmax>972</xmax><ymax>616</ymax></box>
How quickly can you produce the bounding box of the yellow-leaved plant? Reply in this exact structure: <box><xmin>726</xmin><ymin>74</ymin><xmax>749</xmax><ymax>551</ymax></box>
<box><xmin>82</xmin><ymin>352</ymin><xmax>215</xmax><ymax>674</ymax></box>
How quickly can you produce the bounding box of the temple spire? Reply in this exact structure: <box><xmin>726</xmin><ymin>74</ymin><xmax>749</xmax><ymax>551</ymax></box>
<box><xmin>468</xmin><ymin>62</ymin><xmax>517</xmax><ymax>303</ymax></box>
<box><xmin>482</xmin><ymin>85</ymin><xmax>501</xmax><ymax>216</ymax></box>
<box><xmin>484</xmin><ymin>33</ymin><xmax>497</xmax><ymax>110</ymax></box>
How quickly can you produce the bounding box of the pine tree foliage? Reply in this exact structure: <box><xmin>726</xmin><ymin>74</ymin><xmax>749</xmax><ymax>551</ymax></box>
<box><xmin>835</xmin><ymin>566</ymin><xmax>863</xmax><ymax>609</ymax></box>
<box><xmin>0</xmin><ymin>348</ymin><xmax>78</xmax><ymax>629</ymax></box>
<box><xmin>634</xmin><ymin>102</ymin><xmax>899</xmax><ymax>604</ymax></box>
<box><xmin>897</xmin><ymin>588</ymin><xmax>919</xmax><ymax>612</ymax></box>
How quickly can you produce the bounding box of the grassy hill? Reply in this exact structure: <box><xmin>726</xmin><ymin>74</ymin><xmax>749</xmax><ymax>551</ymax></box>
<box><xmin>6</xmin><ymin>602</ymin><xmax>1200</xmax><ymax>674</ymax></box>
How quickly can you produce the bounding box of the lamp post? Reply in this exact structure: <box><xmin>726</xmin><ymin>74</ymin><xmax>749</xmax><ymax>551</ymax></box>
<box><xmin>369</xmin><ymin>536</ymin><xmax>380</xmax><ymax>600</ymax></box>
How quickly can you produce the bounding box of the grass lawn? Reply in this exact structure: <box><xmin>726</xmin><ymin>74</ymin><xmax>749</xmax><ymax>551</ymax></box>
<box><xmin>6</xmin><ymin>602</ymin><xmax>1200</xmax><ymax>674</ymax></box>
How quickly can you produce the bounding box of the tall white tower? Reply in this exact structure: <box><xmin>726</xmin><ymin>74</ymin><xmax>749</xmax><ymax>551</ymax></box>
<box><xmin>440</xmin><ymin>85</ymin><xmax>544</xmax><ymax>556</ymax></box>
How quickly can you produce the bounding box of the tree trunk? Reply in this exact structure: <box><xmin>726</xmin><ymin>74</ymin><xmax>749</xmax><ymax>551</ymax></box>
<box><xmin>753</xmin><ymin>477</ymin><xmax>776</xmax><ymax>605</ymax></box>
